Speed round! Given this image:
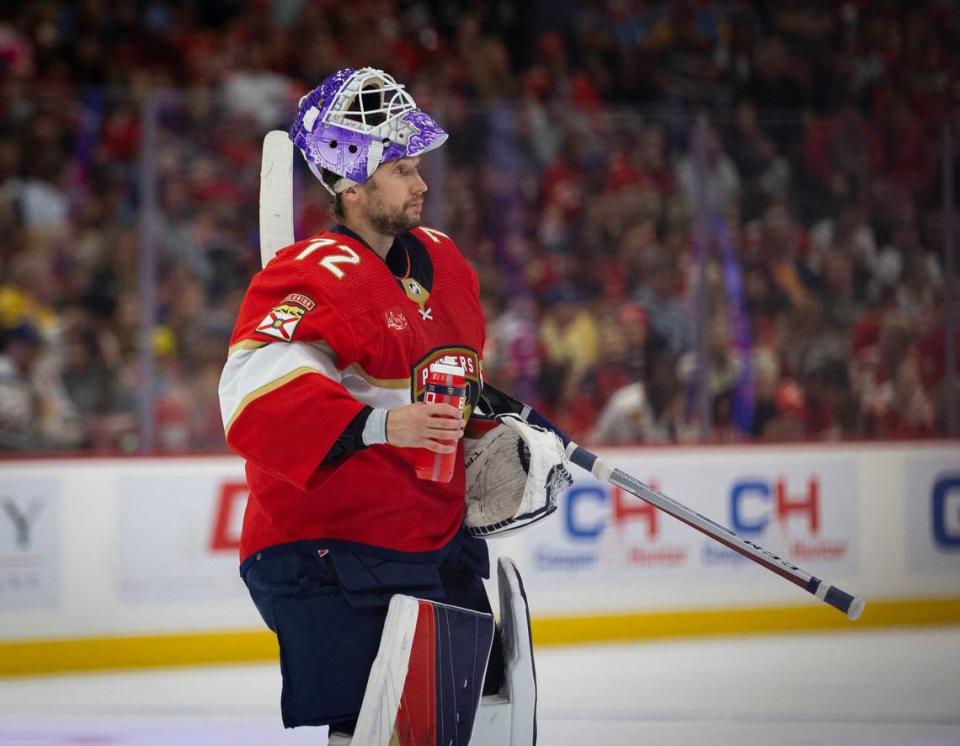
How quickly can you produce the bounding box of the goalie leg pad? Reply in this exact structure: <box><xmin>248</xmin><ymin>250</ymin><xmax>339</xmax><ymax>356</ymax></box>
<box><xmin>470</xmin><ymin>557</ymin><xmax>538</xmax><ymax>745</ymax></box>
<box><xmin>351</xmin><ymin>595</ymin><xmax>496</xmax><ymax>746</ymax></box>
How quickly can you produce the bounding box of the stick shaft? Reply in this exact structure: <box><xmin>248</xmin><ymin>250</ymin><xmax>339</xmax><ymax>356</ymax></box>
<box><xmin>608</xmin><ymin>465</ymin><xmax>813</xmax><ymax>588</ymax></box>
<box><xmin>563</xmin><ymin>444</ymin><xmax>864</xmax><ymax>620</ymax></box>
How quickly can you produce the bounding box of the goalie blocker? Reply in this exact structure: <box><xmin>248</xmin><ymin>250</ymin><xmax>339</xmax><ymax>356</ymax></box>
<box><xmin>347</xmin><ymin>558</ymin><xmax>538</xmax><ymax>746</ymax></box>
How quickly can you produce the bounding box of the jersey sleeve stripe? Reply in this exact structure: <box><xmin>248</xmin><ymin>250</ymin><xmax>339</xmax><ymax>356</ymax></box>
<box><xmin>341</xmin><ymin>372</ymin><xmax>411</xmax><ymax>410</ymax></box>
<box><xmin>306</xmin><ymin>339</ymin><xmax>337</xmax><ymax>358</ymax></box>
<box><xmin>346</xmin><ymin>362</ymin><xmax>409</xmax><ymax>390</ymax></box>
<box><xmin>223</xmin><ymin>366</ymin><xmax>322</xmax><ymax>434</ymax></box>
<box><xmin>219</xmin><ymin>341</ymin><xmax>343</xmax><ymax>431</ymax></box>
<box><xmin>227</xmin><ymin>339</ymin><xmax>270</xmax><ymax>357</ymax></box>
<box><xmin>302</xmin><ymin>340</ymin><xmax>408</xmax><ymax>390</ymax></box>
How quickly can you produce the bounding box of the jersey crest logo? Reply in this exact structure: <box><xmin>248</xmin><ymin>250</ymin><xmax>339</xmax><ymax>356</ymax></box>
<box><xmin>412</xmin><ymin>347</ymin><xmax>481</xmax><ymax>420</ymax></box>
<box><xmin>255</xmin><ymin>294</ymin><xmax>315</xmax><ymax>341</ymax></box>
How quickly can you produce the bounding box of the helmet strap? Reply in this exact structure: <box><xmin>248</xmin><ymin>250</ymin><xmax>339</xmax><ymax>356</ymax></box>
<box><xmin>366</xmin><ymin>140</ymin><xmax>384</xmax><ymax>180</ymax></box>
<box><xmin>309</xmin><ymin>161</ymin><xmax>358</xmax><ymax>196</ymax></box>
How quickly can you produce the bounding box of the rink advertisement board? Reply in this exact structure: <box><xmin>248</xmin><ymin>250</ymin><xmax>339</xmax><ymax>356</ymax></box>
<box><xmin>904</xmin><ymin>451</ymin><xmax>960</xmax><ymax>572</ymax></box>
<box><xmin>119</xmin><ymin>470</ymin><xmax>248</xmax><ymax>602</ymax></box>
<box><xmin>0</xmin><ymin>476</ymin><xmax>59</xmax><ymax>610</ymax></box>
<box><xmin>520</xmin><ymin>450</ymin><xmax>860</xmax><ymax>584</ymax></box>
<box><xmin>1</xmin><ymin>442</ymin><xmax>959</xmax><ymax>650</ymax></box>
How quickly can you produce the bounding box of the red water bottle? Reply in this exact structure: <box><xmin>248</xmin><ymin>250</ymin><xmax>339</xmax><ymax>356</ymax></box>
<box><xmin>415</xmin><ymin>359</ymin><xmax>467</xmax><ymax>483</ymax></box>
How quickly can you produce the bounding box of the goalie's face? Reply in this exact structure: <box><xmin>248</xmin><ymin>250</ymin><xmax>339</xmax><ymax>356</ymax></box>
<box><xmin>350</xmin><ymin>156</ymin><xmax>427</xmax><ymax>237</ymax></box>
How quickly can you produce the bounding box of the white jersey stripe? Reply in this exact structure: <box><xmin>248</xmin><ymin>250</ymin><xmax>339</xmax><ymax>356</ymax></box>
<box><xmin>341</xmin><ymin>369</ymin><xmax>412</xmax><ymax>410</ymax></box>
<box><xmin>223</xmin><ymin>365</ymin><xmax>320</xmax><ymax>434</ymax></box>
<box><xmin>219</xmin><ymin>341</ymin><xmax>411</xmax><ymax>431</ymax></box>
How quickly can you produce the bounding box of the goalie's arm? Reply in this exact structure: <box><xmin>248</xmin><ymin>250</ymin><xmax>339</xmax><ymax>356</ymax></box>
<box><xmin>220</xmin><ymin>341</ymin><xmax>375</xmax><ymax>490</ymax></box>
<box><xmin>477</xmin><ymin>383</ymin><xmax>593</xmax><ymax>468</ymax></box>
<box><xmin>221</xmin><ymin>342</ymin><xmax>464</xmax><ymax>490</ymax></box>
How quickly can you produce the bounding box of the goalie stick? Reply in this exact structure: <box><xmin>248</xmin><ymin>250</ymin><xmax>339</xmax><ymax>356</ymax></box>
<box><xmin>479</xmin><ymin>386</ymin><xmax>865</xmax><ymax>622</ymax></box>
<box><xmin>259</xmin><ymin>130</ymin><xmax>295</xmax><ymax>267</ymax></box>
<box><xmin>258</xmin><ymin>133</ymin><xmax>865</xmax><ymax>621</ymax></box>
<box><xmin>566</xmin><ymin>443</ymin><xmax>865</xmax><ymax>621</ymax></box>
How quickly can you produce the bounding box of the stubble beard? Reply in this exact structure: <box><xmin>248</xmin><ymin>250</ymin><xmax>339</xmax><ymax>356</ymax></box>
<box><xmin>369</xmin><ymin>200</ymin><xmax>422</xmax><ymax>236</ymax></box>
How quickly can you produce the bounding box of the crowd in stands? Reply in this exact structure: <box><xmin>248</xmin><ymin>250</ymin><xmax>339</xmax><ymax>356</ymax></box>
<box><xmin>0</xmin><ymin>0</ymin><xmax>957</xmax><ymax>452</ymax></box>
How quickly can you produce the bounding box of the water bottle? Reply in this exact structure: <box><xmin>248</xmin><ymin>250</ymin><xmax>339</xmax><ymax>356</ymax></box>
<box><xmin>415</xmin><ymin>359</ymin><xmax>467</xmax><ymax>483</ymax></box>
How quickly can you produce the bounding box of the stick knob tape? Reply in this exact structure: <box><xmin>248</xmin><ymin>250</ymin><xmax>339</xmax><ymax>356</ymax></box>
<box><xmin>824</xmin><ymin>585</ymin><xmax>866</xmax><ymax>621</ymax></box>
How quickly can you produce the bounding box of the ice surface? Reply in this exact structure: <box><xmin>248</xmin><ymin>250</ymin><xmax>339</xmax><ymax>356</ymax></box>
<box><xmin>1</xmin><ymin>627</ymin><xmax>957</xmax><ymax>745</ymax></box>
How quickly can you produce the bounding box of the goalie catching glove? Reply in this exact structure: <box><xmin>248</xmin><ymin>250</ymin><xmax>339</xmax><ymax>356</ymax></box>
<box><xmin>463</xmin><ymin>413</ymin><xmax>573</xmax><ymax>537</ymax></box>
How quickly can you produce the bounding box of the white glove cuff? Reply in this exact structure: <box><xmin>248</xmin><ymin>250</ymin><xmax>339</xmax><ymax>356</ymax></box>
<box><xmin>362</xmin><ymin>407</ymin><xmax>389</xmax><ymax>446</ymax></box>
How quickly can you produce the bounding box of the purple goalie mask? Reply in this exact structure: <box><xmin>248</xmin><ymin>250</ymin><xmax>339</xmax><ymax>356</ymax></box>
<box><xmin>289</xmin><ymin>68</ymin><xmax>448</xmax><ymax>194</ymax></box>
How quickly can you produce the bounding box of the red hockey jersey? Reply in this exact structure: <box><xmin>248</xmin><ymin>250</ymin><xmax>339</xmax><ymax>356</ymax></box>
<box><xmin>220</xmin><ymin>226</ymin><xmax>485</xmax><ymax>561</ymax></box>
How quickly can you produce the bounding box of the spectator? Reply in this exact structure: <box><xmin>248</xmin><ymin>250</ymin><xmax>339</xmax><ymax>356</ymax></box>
<box><xmin>589</xmin><ymin>381</ymin><xmax>658</xmax><ymax>445</ymax></box>
<box><xmin>0</xmin><ymin>322</ymin><xmax>81</xmax><ymax>449</ymax></box>
<box><xmin>0</xmin><ymin>0</ymin><xmax>955</xmax><ymax>451</ymax></box>
<box><xmin>538</xmin><ymin>284</ymin><xmax>600</xmax><ymax>421</ymax></box>
<box><xmin>0</xmin><ymin>322</ymin><xmax>44</xmax><ymax>449</ymax></box>
<box><xmin>675</xmin><ymin>124</ymin><xmax>741</xmax><ymax>213</ymax></box>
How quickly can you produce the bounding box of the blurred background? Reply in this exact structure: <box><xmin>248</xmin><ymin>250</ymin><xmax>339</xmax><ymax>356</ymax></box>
<box><xmin>0</xmin><ymin>0</ymin><xmax>956</xmax><ymax>453</ymax></box>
